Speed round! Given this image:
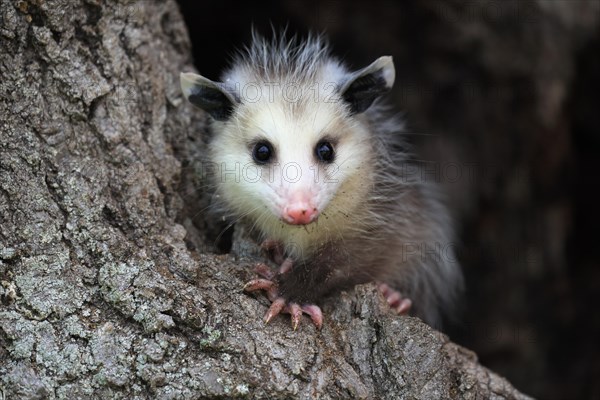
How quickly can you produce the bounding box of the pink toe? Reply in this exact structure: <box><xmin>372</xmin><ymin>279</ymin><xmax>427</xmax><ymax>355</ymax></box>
<box><xmin>377</xmin><ymin>283</ymin><xmax>413</xmax><ymax>316</ymax></box>
<box><xmin>378</xmin><ymin>283</ymin><xmax>391</xmax><ymax>297</ymax></box>
<box><xmin>265</xmin><ymin>298</ymin><xmax>286</xmax><ymax>323</ymax></box>
<box><xmin>386</xmin><ymin>291</ymin><xmax>402</xmax><ymax>307</ymax></box>
<box><xmin>395</xmin><ymin>298</ymin><xmax>412</xmax><ymax>315</ymax></box>
<box><xmin>266</xmin><ymin>285</ymin><xmax>280</xmax><ymax>302</ymax></box>
<box><xmin>301</xmin><ymin>304</ymin><xmax>323</xmax><ymax>329</ymax></box>
<box><xmin>244</xmin><ymin>278</ymin><xmax>275</xmax><ymax>292</ymax></box>
<box><xmin>288</xmin><ymin>303</ymin><xmax>302</xmax><ymax>330</ymax></box>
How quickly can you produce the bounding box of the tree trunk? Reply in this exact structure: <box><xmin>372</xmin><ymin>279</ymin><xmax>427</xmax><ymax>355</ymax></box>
<box><xmin>0</xmin><ymin>1</ymin><xmax>530</xmax><ymax>398</ymax></box>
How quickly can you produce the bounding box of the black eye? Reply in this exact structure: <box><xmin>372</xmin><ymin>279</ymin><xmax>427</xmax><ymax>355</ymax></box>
<box><xmin>315</xmin><ymin>141</ymin><xmax>335</xmax><ymax>163</ymax></box>
<box><xmin>252</xmin><ymin>141</ymin><xmax>273</xmax><ymax>164</ymax></box>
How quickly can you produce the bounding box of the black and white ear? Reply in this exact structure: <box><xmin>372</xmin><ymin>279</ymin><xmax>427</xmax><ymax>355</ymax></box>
<box><xmin>339</xmin><ymin>56</ymin><xmax>395</xmax><ymax>114</ymax></box>
<box><xmin>180</xmin><ymin>72</ymin><xmax>239</xmax><ymax>121</ymax></box>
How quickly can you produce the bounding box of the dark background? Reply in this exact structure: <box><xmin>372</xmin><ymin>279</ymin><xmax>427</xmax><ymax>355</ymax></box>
<box><xmin>175</xmin><ymin>1</ymin><xmax>600</xmax><ymax>399</ymax></box>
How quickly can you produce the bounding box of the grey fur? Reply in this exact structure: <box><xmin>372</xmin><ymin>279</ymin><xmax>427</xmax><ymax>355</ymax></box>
<box><xmin>227</xmin><ymin>31</ymin><xmax>334</xmax><ymax>82</ymax></box>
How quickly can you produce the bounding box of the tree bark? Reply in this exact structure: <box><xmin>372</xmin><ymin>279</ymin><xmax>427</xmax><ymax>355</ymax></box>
<box><xmin>0</xmin><ymin>1</ymin><xmax>530</xmax><ymax>398</ymax></box>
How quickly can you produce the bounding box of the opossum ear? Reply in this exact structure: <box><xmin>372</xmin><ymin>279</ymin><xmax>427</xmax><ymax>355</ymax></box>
<box><xmin>339</xmin><ymin>56</ymin><xmax>395</xmax><ymax>114</ymax></box>
<box><xmin>180</xmin><ymin>72</ymin><xmax>239</xmax><ymax>121</ymax></box>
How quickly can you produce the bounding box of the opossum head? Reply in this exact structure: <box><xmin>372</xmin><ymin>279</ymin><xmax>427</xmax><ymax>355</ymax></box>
<box><xmin>181</xmin><ymin>34</ymin><xmax>395</xmax><ymax>245</ymax></box>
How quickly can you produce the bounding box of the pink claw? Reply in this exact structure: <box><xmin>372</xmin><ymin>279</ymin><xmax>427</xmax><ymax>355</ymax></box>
<box><xmin>265</xmin><ymin>297</ymin><xmax>286</xmax><ymax>323</ymax></box>
<box><xmin>288</xmin><ymin>303</ymin><xmax>302</xmax><ymax>330</ymax></box>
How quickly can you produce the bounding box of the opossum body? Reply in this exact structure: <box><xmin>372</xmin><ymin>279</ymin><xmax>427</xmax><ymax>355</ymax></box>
<box><xmin>180</xmin><ymin>32</ymin><xmax>462</xmax><ymax>329</ymax></box>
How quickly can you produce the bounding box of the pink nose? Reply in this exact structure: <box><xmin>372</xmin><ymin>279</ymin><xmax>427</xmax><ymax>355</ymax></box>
<box><xmin>283</xmin><ymin>205</ymin><xmax>318</xmax><ymax>225</ymax></box>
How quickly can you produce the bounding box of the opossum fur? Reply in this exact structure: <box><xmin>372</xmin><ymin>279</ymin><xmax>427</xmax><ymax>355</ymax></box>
<box><xmin>181</xmin><ymin>32</ymin><xmax>463</xmax><ymax>326</ymax></box>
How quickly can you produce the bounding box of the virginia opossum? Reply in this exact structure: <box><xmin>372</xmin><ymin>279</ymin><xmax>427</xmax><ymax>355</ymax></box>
<box><xmin>180</xmin><ymin>32</ymin><xmax>462</xmax><ymax>329</ymax></box>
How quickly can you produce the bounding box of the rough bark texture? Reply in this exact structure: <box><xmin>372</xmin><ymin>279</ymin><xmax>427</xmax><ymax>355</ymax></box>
<box><xmin>0</xmin><ymin>1</ymin><xmax>532</xmax><ymax>399</ymax></box>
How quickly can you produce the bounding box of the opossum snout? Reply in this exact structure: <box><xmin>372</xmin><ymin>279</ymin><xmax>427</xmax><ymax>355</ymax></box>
<box><xmin>282</xmin><ymin>202</ymin><xmax>319</xmax><ymax>225</ymax></box>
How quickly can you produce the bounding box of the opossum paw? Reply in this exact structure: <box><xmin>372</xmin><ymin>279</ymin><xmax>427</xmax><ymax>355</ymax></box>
<box><xmin>244</xmin><ymin>266</ymin><xmax>323</xmax><ymax>330</ymax></box>
<box><xmin>378</xmin><ymin>283</ymin><xmax>413</xmax><ymax>315</ymax></box>
<box><xmin>264</xmin><ymin>299</ymin><xmax>323</xmax><ymax>330</ymax></box>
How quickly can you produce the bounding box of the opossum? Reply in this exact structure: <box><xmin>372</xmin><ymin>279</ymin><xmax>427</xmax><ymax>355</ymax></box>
<box><xmin>180</xmin><ymin>32</ymin><xmax>462</xmax><ymax>329</ymax></box>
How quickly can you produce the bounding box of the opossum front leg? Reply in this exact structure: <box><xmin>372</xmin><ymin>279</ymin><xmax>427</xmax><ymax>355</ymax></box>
<box><xmin>243</xmin><ymin>265</ymin><xmax>324</xmax><ymax>329</ymax></box>
<box><xmin>378</xmin><ymin>282</ymin><xmax>412</xmax><ymax>315</ymax></box>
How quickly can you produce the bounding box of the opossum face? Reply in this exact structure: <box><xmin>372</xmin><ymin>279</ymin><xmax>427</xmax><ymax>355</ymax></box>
<box><xmin>210</xmin><ymin>98</ymin><xmax>372</xmax><ymax>227</ymax></box>
<box><xmin>181</xmin><ymin>54</ymin><xmax>395</xmax><ymax>235</ymax></box>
